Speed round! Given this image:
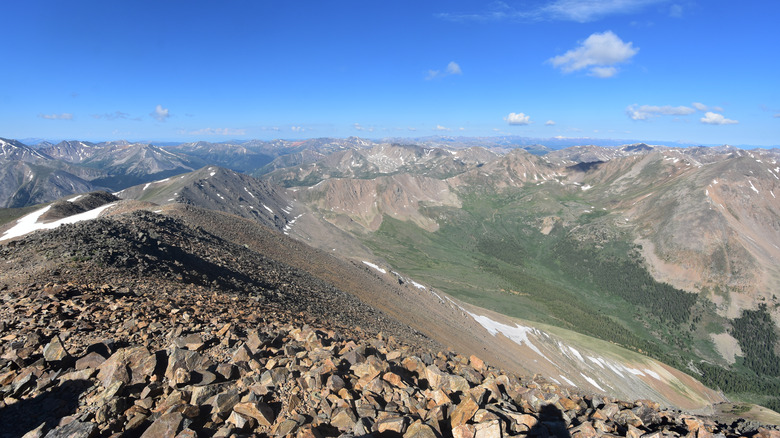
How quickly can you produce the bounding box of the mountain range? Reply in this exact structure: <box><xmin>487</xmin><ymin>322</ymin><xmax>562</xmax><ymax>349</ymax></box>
<box><xmin>2</xmin><ymin>135</ymin><xmax>780</xmax><ymax>432</ymax></box>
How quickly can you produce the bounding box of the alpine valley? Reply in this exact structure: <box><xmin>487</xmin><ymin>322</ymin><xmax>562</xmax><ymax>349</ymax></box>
<box><xmin>2</xmin><ymin>135</ymin><xmax>780</xmax><ymax>437</ymax></box>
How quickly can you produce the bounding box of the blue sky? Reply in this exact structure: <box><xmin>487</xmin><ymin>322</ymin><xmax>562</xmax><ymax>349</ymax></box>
<box><xmin>1</xmin><ymin>1</ymin><xmax>778</xmax><ymax>146</ymax></box>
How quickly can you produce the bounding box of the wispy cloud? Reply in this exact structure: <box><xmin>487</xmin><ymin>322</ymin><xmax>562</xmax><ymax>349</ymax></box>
<box><xmin>39</xmin><ymin>113</ymin><xmax>73</xmax><ymax>120</ymax></box>
<box><xmin>549</xmin><ymin>31</ymin><xmax>638</xmax><ymax>78</ymax></box>
<box><xmin>426</xmin><ymin>61</ymin><xmax>463</xmax><ymax>80</ymax></box>
<box><xmin>701</xmin><ymin>112</ymin><xmax>738</xmax><ymax>125</ymax></box>
<box><xmin>692</xmin><ymin>102</ymin><xmax>723</xmax><ymax>112</ymax></box>
<box><xmin>438</xmin><ymin>0</ymin><xmax>668</xmax><ymax>23</ymax></box>
<box><xmin>435</xmin><ymin>125</ymin><xmax>450</xmax><ymax>131</ymax></box>
<box><xmin>626</xmin><ymin>104</ymin><xmax>696</xmax><ymax>120</ymax></box>
<box><xmin>291</xmin><ymin>126</ymin><xmax>305</xmax><ymax>132</ymax></box>
<box><xmin>669</xmin><ymin>4</ymin><xmax>683</xmax><ymax>18</ymax></box>
<box><xmin>504</xmin><ymin>112</ymin><xmax>531</xmax><ymax>125</ymax></box>
<box><xmin>353</xmin><ymin>123</ymin><xmax>375</xmax><ymax>132</ymax></box>
<box><xmin>545</xmin><ymin>120</ymin><xmax>556</xmax><ymax>126</ymax></box>
<box><xmin>150</xmin><ymin>105</ymin><xmax>170</xmax><ymax>122</ymax></box>
<box><xmin>184</xmin><ymin>127</ymin><xmax>246</xmax><ymax>136</ymax></box>
<box><xmin>91</xmin><ymin>111</ymin><xmax>141</xmax><ymax>121</ymax></box>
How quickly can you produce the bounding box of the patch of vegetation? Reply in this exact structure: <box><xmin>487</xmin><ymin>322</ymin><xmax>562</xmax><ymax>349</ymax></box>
<box><xmin>730</xmin><ymin>304</ymin><xmax>780</xmax><ymax>376</ymax></box>
<box><xmin>698</xmin><ymin>361</ymin><xmax>780</xmax><ymax>412</ymax></box>
<box><xmin>544</xmin><ymin>237</ymin><xmax>696</xmax><ymax>325</ymax></box>
<box><xmin>360</xmin><ymin>187</ymin><xmax>779</xmax><ymax>411</ymax></box>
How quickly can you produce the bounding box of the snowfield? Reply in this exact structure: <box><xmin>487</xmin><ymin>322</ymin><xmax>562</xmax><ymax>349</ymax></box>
<box><xmin>1</xmin><ymin>203</ymin><xmax>117</xmax><ymax>242</ymax></box>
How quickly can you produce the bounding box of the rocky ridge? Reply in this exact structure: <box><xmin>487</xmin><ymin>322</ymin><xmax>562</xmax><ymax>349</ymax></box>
<box><xmin>3</xmin><ymin>280</ymin><xmax>778</xmax><ymax>438</ymax></box>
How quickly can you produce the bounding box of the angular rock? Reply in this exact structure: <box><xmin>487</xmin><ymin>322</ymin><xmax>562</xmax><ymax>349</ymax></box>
<box><xmin>43</xmin><ymin>336</ymin><xmax>71</xmax><ymax>363</ymax></box>
<box><xmin>165</xmin><ymin>348</ymin><xmax>205</xmax><ymax>384</ymax></box>
<box><xmin>233</xmin><ymin>401</ymin><xmax>276</xmax><ymax>427</ymax></box>
<box><xmin>376</xmin><ymin>417</ymin><xmax>408</xmax><ymax>434</ymax></box>
<box><xmin>404</xmin><ymin>420</ymin><xmax>439</xmax><ymax>438</ymax></box>
<box><xmin>75</xmin><ymin>352</ymin><xmax>106</xmax><ymax>370</ymax></box>
<box><xmin>473</xmin><ymin>419</ymin><xmax>501</xmax><ymax>438</ymax></box>
<box><xmin>42</xmin><ymin>420</ymin><xmax>98</xmax><ymax>438</ymax></box>
<box><xmin>451</xmin><ymin>397</ymin><xmax>479</xmax><ymax>428</ymax></box>
<box><xmin>453</xmin><ymin>424</ymin><xmax>476</xmax><ymax>438</ymax></box>
<box><xmin>140</xmin><ymin>412</ymin><xmax>184</xmax><ymax>438</ymax></box>
<box><xmin>614</xmin><ymin>409</ymin><xmax>644</xmax><ymax>428</ymax></box>
<box><xmin>274</xmin><ymin>418</ymin><xmax>300</xmax><ymax>436</ymax></box>
<box><xmin>331</xmin><ymin>408</ymin><xmax>357</xmax><ymax>431</ymax></box>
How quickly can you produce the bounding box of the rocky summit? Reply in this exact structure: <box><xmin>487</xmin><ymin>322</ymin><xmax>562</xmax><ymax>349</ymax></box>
<box><xmin>1</xmin><ymin>280</ymin><xmax>779</xmax><ymax>438</ymax></box>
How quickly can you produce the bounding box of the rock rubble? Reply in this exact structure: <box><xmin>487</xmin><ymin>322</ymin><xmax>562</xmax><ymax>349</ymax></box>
<box><xmin>2</xmin><ymin>282</ymin><xmax>778</xmax><ymax>438</ymax></box>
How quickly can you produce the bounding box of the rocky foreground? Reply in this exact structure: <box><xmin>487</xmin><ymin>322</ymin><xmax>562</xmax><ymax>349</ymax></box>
<box><xmin>2</xmin><ymin>281</ymin><xmax>778</xmax><ymax>438</ymax></box>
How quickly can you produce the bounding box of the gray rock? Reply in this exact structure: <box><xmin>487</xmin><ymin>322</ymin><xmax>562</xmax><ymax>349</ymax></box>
<box><xmin>43</xmin><ymin>336</ymin><xmax>71</xmax><ymax>363</ymax></box>
<box><xmin>140</xmin><ymin>411</ymin><xmax>184</xmax><ymax>438</ymax></box>
<box><xmin>43</xmin><ymin>420</ymin><xmax>98</xmax><ymax>438</ymax></box>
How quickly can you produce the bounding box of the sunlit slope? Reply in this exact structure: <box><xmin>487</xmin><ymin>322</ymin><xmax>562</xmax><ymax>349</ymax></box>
<box><xmin>281</xmin><ymin>144</ymin><xmax>780</xmax><ymax>411</ymax></box>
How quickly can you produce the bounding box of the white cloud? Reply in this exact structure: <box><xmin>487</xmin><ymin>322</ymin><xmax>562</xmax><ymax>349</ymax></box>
<box><xmin>438</xmin><ymin>0</ymin><xmax>667</xmax><ymax>23</ymax></box>
<box><xmin>589</xmin><ymin>66</ymin><xmax>618</xmax><ymax>78</ymax></box>
<box><xmin>185</xmin><ymin>127</ymin><xmax>246</xmax><ymax>136</ymax></box>
<box><xmin>291</xmin><ymin>126</ymin><xmax>305</xmax><ymax>132</ymax></box>
<box><xmin>408</xmin><ymin>127</ymin><xmax>418</xmax><ymax>131</ymax></box>
<box><xmin>150</xmin><ymin>105</ymin><xmax>170</xmax><ymax>122</ymax></box>
<box><xmin>545</xmin><ymin>120</ymin><xmax>556</xmax><ymax>126</ymax></box>
<box><xmin>39</xmin><ymin>113</ymin><xmax>73</xmax><ymax>120</ymax></box>
<box><xmin>435</xmin><ymin>125</ymin><xmax>450</xmax><ymax>131</ymax></box>
<box><xmin>426</xmin><ymin>61</ymin><xmax>462</xmax><ymax>80</ymax></box>
<box><xmin>504</xmin><ymin>112</ymin><xmax>531</xmax><ymax>125</ymax></box>
<box><xmin>542</xmin><ymin>0</ymin><xmax>666</xmax><ymax>22</ymax></box>
<box><xmin>549</xmin><ymin>31</ymin><xmax>638</xmax><ymax>78</ymax></box>
<box><xmin>701</xmin><ymin>112</ymin><xmax>738</xmax><ymax>125</ymax></box>
<box><xmin>459</xmin><ymin>127</ymin><xmax>466</xmax><ymax>131</ymax></box>
<box><xmin>692</xmin><ymin>102</ymin><xmax>725</xmax><ymax>113</ymax></box>
<box><xmin>353</xmin><ymin>123</ymin><xmax>374</xmax><ymax>132</ymax></box>
<box><xmin>447</xmin><ymin>61</ymin><xmax>462</xmax><ymax>75</ymax></box>
<box><xmin>92</xmin><ymin>111</ymin><xmax>140</xmax><ymax>121</ymax></box>
<box><xmin>626</xmin><ymin>104</ymin><xmax>696</xmax><ymax>120</ymax></box>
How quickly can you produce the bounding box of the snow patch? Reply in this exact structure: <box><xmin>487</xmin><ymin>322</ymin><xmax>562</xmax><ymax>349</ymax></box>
<box><xmin>262</xmin><ymin>204</ymin><xmax>274</xmax><ymax>214</ymax></box>
<box><xmin>559</xmin><ymin>375</ymin><xmax>576</xmax><ymax>386</ymax></box>
<box><xmin>67</xmin><ymin>195</ymin><xmax>83</xmax><ymax>202</ymax></box>
<box><xmin>362</xmin><ymin>261</ymin><xmax>387</xmax><ymax>274</ymax></box>
<box><xmin>1</xmin><ymin>203</ymin><xmax>117</xmax><ymax>242</ymax></box>
<box><xmin>468</xmin><ymin>313</ymin><xmax>552</xmax><ymax>363</ymax></box>
<box><xmin>748</xmin><ymin>180</ymin><xmax>759</xmax><ymax>194</ymax></box>
<box><xmin>410</xmin><ymin>280</ymin><xmax>426</xmax><ymax>290</ymax></box>
<box><xmin>624</xmin><ymin>367</ymin><xmax>646</xmax><ymax>376</ymax></box>
<box><xmin>568</xmin><ymin>346</ymin><xmax>584</xmax><ymax>362</ymax></box>
<box><xmin>580</xmin><ymin>373</ymin><xmax>606</xmax><ymax>392</ymax></box>
<box><xmin>581</xmin><ymin>184</ymin><xmax>592</xmax><ymax>191</ymax></box>
<box><xmin>644</xmin><ymin>369</ymin><xmax>661</xmax><ymax>380</ymax></box>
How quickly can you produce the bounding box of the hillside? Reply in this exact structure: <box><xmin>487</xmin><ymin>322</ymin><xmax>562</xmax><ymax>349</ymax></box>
<box><xmin>2</xmin><ymin>136</ymin><xmax>780</xmax><ymax>433</ymax></box>
<box><xmin>270</xmin><ymin>142</ymin><xmax>780</xmax><ymax>411</ymax></box>
<box><xmin>0</xmin><ymin>201</ymin><xmax>756</xmax><ymax>437</ymax></box>
<box><xmin>116</xmin><ymin>166</ymin><xmax>297</xmax><ymax>232</ymax></box>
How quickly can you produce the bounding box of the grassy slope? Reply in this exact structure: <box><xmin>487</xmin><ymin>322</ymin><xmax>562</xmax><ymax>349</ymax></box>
<box><xmin>361</xmin><ymin>184</ymin><xmax>780</xmax><ymax>411</ymax></box>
